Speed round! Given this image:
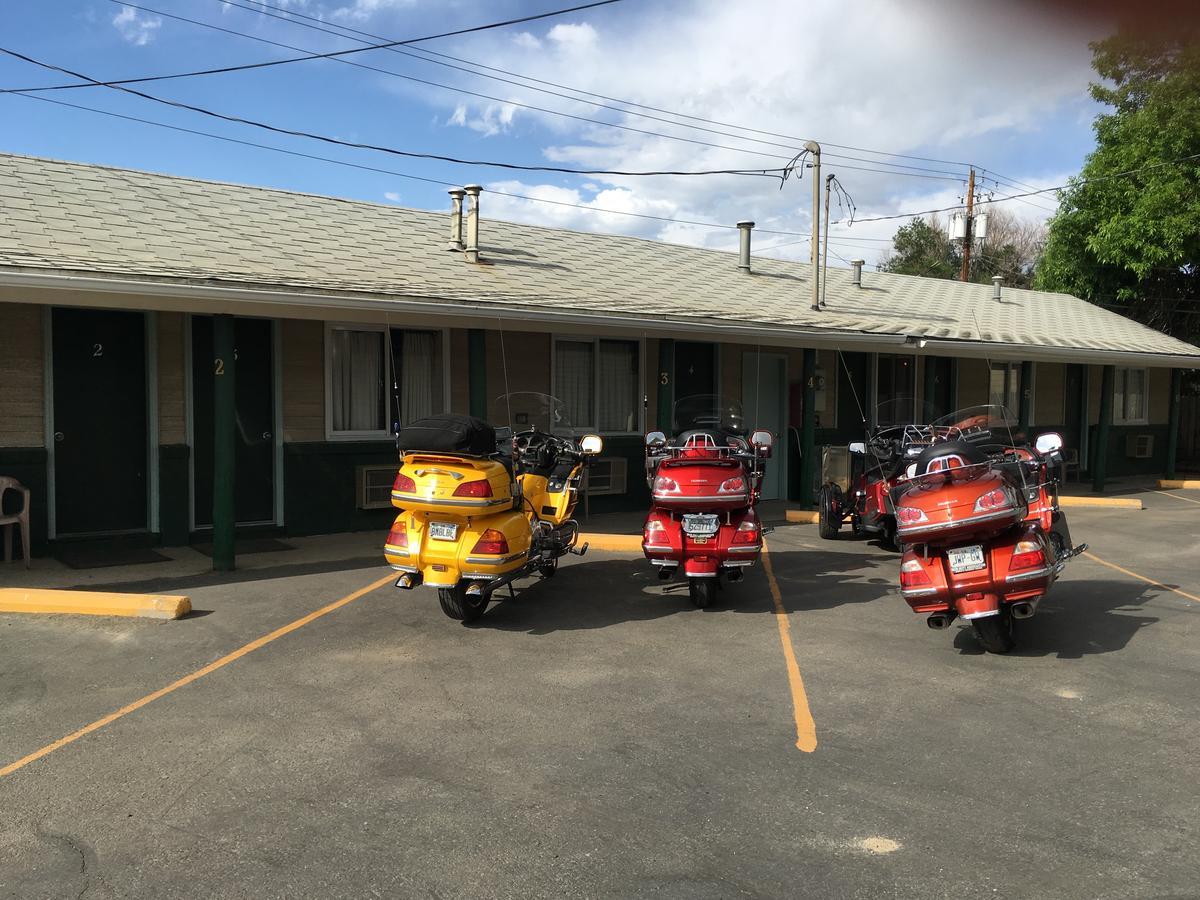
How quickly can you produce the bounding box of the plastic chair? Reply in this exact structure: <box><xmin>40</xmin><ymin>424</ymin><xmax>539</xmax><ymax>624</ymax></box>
<box><xmin>0</xmin><ymin>477</ymin><xmax>31</xmax><ymax>568</ymax></box>
<box><xmin>1062</xmin><ymin>448</ymin><xmax>1081</xmax><ymax>482</ymax></box>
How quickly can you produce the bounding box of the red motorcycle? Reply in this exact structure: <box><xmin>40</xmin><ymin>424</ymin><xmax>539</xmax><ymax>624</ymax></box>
<box><xmin>894</xmin><ymin>405</ymin><xmax>1085</xmax><ymax>653</ymax></box>
<box><xmin>642</xmin><ymin>397</ymin><xmax>773</xmax><ymax>608</ymax></box>
<box><xmin>818</xmin><ymin>400</ymin><xmax>939</xmax><ymax>551</ymax></box>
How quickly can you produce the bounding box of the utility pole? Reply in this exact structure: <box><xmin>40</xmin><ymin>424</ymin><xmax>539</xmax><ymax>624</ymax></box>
<box><xmin>805</xmin><ymin>140</ymin><xmax>821</xmax><ymax>311</ymax></box>
<box><xmin>821</xmin><ymin>173</ymin><xmax>833</xmax><ymax>308</ymax></box>
<box><xmin>959</xmin><ymin>167</ymin><xmax>976</xmax><ymax>282</ymax></box>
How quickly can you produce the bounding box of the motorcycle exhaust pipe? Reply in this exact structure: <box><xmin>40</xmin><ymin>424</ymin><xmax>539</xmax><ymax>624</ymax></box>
<box><xmin>657</xmin><ymin>566</ymin><xmax>676</xmax><ymax>581</ymax></box>
<box><xmin>1010</xmin><ymin>601</ymin><xmax>1035</xmax><ymax>620</ymax></box>
<box><xmin>395</xmin><ymin>572</ymin><xmax>422</xmax><ymax>590</ymax></box>
<box><xmin>926</xmin><ymin>612</ymin><xmax>954</xmax><ymax>630</ymax></box>
<box><xmin>726</xmin><ymin>568</ymin><xmax>744</xmax><ymax>583</ymax></box>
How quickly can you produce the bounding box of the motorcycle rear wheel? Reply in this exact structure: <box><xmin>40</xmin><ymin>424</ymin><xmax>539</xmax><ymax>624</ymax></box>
<box><xmin>818</xmin><ymin>485</ymin><xmax>841</xmax><ymax>540</ymax></box>
<box><xmin>438</xmin><ymin>584</ymin><xmax>487</xmax><ymax>623</ymax></box>
<box><xmin>971</xmin><ymin>611</ymin><xmax>1015</xmax><ymax>653</ymax></box>
<box><xmin>689</xmin><ymin>578</ymin><xmax>716</xmax><ymax>609</ymax></box>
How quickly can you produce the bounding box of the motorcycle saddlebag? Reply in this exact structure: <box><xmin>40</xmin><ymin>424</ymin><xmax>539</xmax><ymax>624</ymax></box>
<box><xmin>396</xmin><ymin>414</ymin><xmax>496</xmax><ymax>456</ymax></box>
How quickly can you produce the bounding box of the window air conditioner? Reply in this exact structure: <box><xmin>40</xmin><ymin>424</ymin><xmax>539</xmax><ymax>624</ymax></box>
<box><xmin>356</xmin><ymin>464</ymin><xmax>397</xmax><ymax>509</ymax></box>
<box><xmin>583</xmin><ymin>457</ymin><xmax>628</xmax><ymax>496</ymax></box>
<box><xmin>1125</xmin><ymin>434</ymin><xmax>1154</xmax><ymax>459</ymax></box>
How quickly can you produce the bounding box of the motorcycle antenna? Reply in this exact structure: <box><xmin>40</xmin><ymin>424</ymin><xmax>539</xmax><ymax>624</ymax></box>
<box><xmin>836</xmin><ymin>349</ymin><xmax>866</xmax><ymax>426</ymax></box>
<box><xmin>384</xmin><ymin>310</ymin><xmax>403</xmax><ymax>438</ymax></box>
<box><xmin>496</xmin><ymin>314</ymin><xmax>513</xmax><ymax>430</ymax></box>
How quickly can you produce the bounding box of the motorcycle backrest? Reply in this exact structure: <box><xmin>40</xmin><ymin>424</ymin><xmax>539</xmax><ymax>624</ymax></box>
<box><xmin>1035</xmin><ymin>432</ymin><xmax>1064</xmax><ymax>455</ymax></box>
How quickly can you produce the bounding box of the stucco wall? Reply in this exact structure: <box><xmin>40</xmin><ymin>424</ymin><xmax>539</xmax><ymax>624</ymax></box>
<box><xmin>449</xmin><ymin>328</ymin><xmax>470</xmax><ymax>414</ymax></box>
<box><xmin>282</xmin><ymin>318</ymin><xmax>325</xmax><ymax>442</ymax></box>
<box><xmin>1034</xmin><ymin>361</ymin><xmax>1065</xmax><ymax>426</ymax></box>
<box><xmin>0</xmin><ymin>303</ymin><xmax>44</xmax><ymax>448</ymax></box>
<box><xmin>157</xmin><ymin>312</ymin><xmax>187</xmax><ymax>445</ymax></box>
<box><xmin>957</xmin><ymin>358</ymin><xmax>990</xmax><ymax>408</ymax></box>
<box><xmin>485</xmin><ymin>330</ymin><xmax>550</xmax><ymax>425</ymax></box>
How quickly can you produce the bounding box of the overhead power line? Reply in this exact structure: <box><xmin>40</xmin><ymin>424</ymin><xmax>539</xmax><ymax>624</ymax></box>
<box><xmin>7</xmin><ymin>89</ymin><xmax>894</xmax><ymax>246</ymax></box>
<box><xmin>217</xmin><ymin>0</ymin><xmax>975</xmax><ymax>172</ymax></box>
<box><xmin>0</xmin><ymin>46</ymin><xmax>787</xmax><ymax>179</ymax></box>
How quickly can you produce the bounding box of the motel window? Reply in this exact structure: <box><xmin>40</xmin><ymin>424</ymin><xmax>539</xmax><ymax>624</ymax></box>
<box><xmin>1113</xmin><ymin>367</ymin><xmax>1148</xmax><ymax>425</ymax></box>
<box><xmin>326</xmin><ymin>325</ymin><xmax>445</xmax><ymax>439</ymax></box>
<box><xmin>552</xmin><ymin>337</ymin><xmax>642</xmax><ymax>434</ymax></box>
<box><xmin>989</xmin><ymin>361</ymin><xmax>1035</xmax><ymax>422</ymax></box>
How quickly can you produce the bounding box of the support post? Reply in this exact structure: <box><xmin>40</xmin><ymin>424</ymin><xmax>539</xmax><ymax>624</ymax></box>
<box><xmin>923</xmin><ymin>356</ymin><xmax>937</xmax><ymax>418</ymax></box>
<box><xmin>1166</xmin><ymin>367</ymin><xmax>1182</xmax><ymax>480</ymax></box>
<box><xmin>1092</xmin><ymin>364</ymin><xmax>1114</xmax><ymax>493</ymax></box>
<box><xmin>1018</xmin><ymin>360</ymin><xmax>1033</xmax><ymax>437</ymax></box>
<box><xmin>468</xmin><ymin>329</ymin><xmax>486</xmax><ymax>420</ymax></box>
<box><xmin>211</xmin><ymin>314</ymin><xmax>236</xmax><ymax>572</ymax></box>
<box><xmin>656</xmin><ymin>338</ymin><xmax>674</xmax><ymax>433</ymax></box>
<box><xmin>800</xmin><ymin>348</ymin><xmax>817</xmax><ymax>508</ymax></box>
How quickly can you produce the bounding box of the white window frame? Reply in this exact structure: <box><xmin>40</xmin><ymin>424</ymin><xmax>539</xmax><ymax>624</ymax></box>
<box><xmin>987</xmin><ymin>361</ymin><xmax>1034</xmax><ymax>423</ymax></box>
<box><xmin>550</xmin><ymin>335</ymin><xmax>645</xmax><ymax>436</ymax></box>
<box><xmin>1113</xmin><ymin>366</ymin><xmax>1149</xmax><ymax>426</ymax></box>
<box><xmin>324</xmin><ymin>323</ymin><xmax>451</xmax><ymax>441</ymax></box>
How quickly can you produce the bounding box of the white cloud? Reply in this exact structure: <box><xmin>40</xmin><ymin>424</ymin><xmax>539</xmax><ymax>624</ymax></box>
<box><xmin>384</xmin><ymin>191</ymin><xmax>402</xmax><ymax>202</ymax></box>
<box><xmin>111</xmin><ymin>7</ymin><xmax>162</xmax><ymax>46</ymax></box>
<box><xmin>546</xmin><ymin>22</ymin><xmax>598</xmax><ymax>47</ymax></box>
<box><xmin>512</xmin><ymin>32</ymin><xmax>542</xmax><ymax>50</ymax></box>
<box><xmin>331</xmin><ymin>0</ymin><xmax>416</xmax><ymax>23</ymax></box>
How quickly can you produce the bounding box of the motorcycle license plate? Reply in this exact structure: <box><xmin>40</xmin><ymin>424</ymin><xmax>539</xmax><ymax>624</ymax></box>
<box><xmin>429</xmin><ymin>522</ymin><xmax>458</xmax><ymax>541</ymax></box>
<box><xmin>948</xmin><ymin>545</ymin><xmax>985</xmax><ymax>574</ymax></box>
<box><xmin>682</xmin><ymin>514</ymin><xmax>720</xmax><ymax>537</ymax></box>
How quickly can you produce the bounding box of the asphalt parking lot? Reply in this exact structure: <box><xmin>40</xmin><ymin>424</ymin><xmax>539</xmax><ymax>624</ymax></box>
<box><xmin>2</xmin><ymin>489</ymin><xmax>1199</xmax><ymax>899</ymax></box>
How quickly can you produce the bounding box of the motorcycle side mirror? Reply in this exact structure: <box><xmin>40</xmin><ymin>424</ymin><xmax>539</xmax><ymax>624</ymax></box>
<box><xmin>1035</xmin><ymin>432</ymin><xmax>1064</xmax><ymax>455</ymax></box>
<box><xmin>848</xmin><ymin>442</ymin><xmax>866</xmax><ymax>454</ymax></box>
<box><xmin>579</xmin><ymin>434</ymin><xmax>603</xmax><ymax>455</ymax></box>
<box><xmin>750</xmin><ymin>430</ymin><xmax>774</xmax><ymax>458</ymax></box>
<box><xmin>645</xmin><ymin>430</ymin><xmax>667</xmax><ymax>450</ymax></box>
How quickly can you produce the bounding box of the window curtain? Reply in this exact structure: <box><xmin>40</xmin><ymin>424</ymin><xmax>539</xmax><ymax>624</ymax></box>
<box><xmin>1114</xmin><ymin>368</ymin><xmax>1128</xmax><ymax>421</ymax></box>
<box><xmin>598</xmin><ymin>340</ymin><xmax>637</xmax><ymax>432</ymax></box>
<box><xmin>556</xmin><ymin>340</ymin><xmax>594</xmax><ymax>428</ymax></box>
<box><xmin>399</xmin><ymin>330</ymin><xmax>436</xmax><ymax>425</ymax></box>
<box><xmin>332</xmin><ymin>329</ymin><xmax>384</xmax><ymax>432</ymax></box>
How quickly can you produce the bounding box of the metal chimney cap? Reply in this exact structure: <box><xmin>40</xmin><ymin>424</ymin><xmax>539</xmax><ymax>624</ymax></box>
<box><xmin>850</xmin><ymin>259</ymin><xmax>865</xmax><ymax>266</ymax></box>
<box><xmin>736</xmin><ymin>220</ymin><xmax>755</xmax><ymax>228</ymax></box>
<box><xmin>463</xmin><ymin>184</ymin><xmax>483</xmax><ymax>194</ymax></box>
<box><xmin>992</xmin><ymin>275</ymin><xmax>1003</xmax><ymax>283</ymax></box>
<box><xmin>447</xmin><ymin>187</ymin><xmax>466</xmax><ymax>197</ymax></box>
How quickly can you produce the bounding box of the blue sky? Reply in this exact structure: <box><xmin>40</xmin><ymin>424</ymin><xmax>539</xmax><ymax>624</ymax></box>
<box><xmin>0</xmin><ymin>0</ymin><xmax>1112</xmax><ymax>263</ymax></box>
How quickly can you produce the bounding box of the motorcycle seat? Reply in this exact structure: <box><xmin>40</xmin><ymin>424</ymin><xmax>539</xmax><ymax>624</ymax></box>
<box><xmin>913</xmin><ymin>440</ymin><xmax>988</xmax><ymax>476</ymax></box>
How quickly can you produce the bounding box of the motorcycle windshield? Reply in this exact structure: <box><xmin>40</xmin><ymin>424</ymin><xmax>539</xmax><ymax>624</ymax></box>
<box><xmin>874</xmin><ymin>398</ymin><xmax>939</xmax><ymax>428</ymax></box>
<box><xmin>493</xmin><ymin>392</ymin><xmax>575</xmax><ymax>435</ymax></box>
<box><xmin>672</xmin><ymin>394</ymin><xmax>747</xmax><ymax>438</ymax></box>
<box><xmin>932</xmin><ymin>404</ymin><xmax>1019</xmax><ymax>447</ymax></box>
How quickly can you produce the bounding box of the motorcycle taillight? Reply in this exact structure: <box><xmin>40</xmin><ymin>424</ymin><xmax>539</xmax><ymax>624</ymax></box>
<box><xmin>1010</xmin><ymin>539</ymin><xmax>1045</xmax><ymax>571</ymax></box>
<box><xmin>732</xmin><ymin>520</ymin><xmax>759</xmax><ymax>543</ymax></box>
<box><xmin>454</xmin><ymin>479</ymin><xmax>493</xmax><ymax>498</ymax></box>
<box><xmin>653</xmin><ymin>475</ymin><xmax>679</xmax><ymax>493</ymax></box>
<box><xmin>385</xmin><ymin>519</ymin><xmax>408</xmax><ymax>549</ymax></box>
<box><xmin>896</xmin><ymin>506</ymin><xmax>927</xmax><ymax>525</ymax></box>
<box><xmin>719</xmin><ymin>476</ymin><xmax>746</xmax><ymax>494</ymax></box>
<box><xmin>974</xmin><ymin>488</ymin><xmax>1009</xmax><ymax>513</ymax></box>
<box><xmin>900</xmin><ymin>557</ymin><xmax>931</xmax><ymax>587</ymax></box>
<box><xmin>393</xmin><ymin>472</ymin><xmax>416</xmax><ymax>494</ymax></box>
<box><xmin>471</xmin><ymin>528</ymin><xmax>509</xmax><ymax>555</ymax></box>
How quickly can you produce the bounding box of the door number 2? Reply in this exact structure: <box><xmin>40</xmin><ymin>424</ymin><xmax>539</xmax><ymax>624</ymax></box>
<box><xmin>92</xmin><ymin>343</ymin><xmax>103</xmax><ymax>357</ymax></box>
<box><xmin>214</xmin><ymin>349</ymin><xmax>238</xmax><ymax>375</ymax></box>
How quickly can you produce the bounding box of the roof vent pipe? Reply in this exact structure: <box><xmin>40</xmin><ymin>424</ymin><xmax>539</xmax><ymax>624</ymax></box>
<box><xmin>463</xmin><ymin>184</ymin><xmax>482</xmax><ymax>263</ymax></box>
<box><xmin>992</xmin><ymin>274</ymin><xmax>1003</xmax><ymax>301</ymax></box>
<box><xmin>851</xmin><ymin>259</ymin><xmax>865</xmax><ymax>287</ymax></box>
<box><xmin>447</xmin><ymin>187</ymin><xmax>465</xmax><ymax>251</ymax></box>
<box><xmin>736</xmin><ymin>220</ymin><xmax>754</xmax><ymax>273</ymax></box>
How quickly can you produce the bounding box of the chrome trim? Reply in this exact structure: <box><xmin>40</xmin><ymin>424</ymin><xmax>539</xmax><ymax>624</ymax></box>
<box><xmin>390</xmin><ymin>491</ymin><xmax>507</xmax><ymax>508</ymax></box>
<box><xmin>383</xmin><ymin>545</ymin><xmax>410</xmax><ymax>556</ymax></box>
<box><xmin>722</xmin><ymin>561</ymin><xmax>755</xmax><ymax>568</ymax></box>
<box><xmin>460</xmin><ymin>573</ymin><xmax>500</xmax><ymax>581</ymax></box>
<box><xmin>961</xmin><ymin>609</ymin><xmax>1000</xmax><ymax>620</ymax></box>
<box><xmin>898</xmin><ymin>509</ymin><xmax>1018</xmax><ymax>537</ymax></box>
<box><xmin>390</xmin><ymin>565</ymin><xmax>418</xmax><ymax>573</ymax></box>
<box><xmin>413</xmin><ymin>467</ymin><xmax>465</xmax><ymax>480</ymax></box>
<box><xmin>464</xmin><ymin>551</ymin><xmax>527</xmax><ymax>565</ymax></box>
<box><xmin>423</xmin><ymin>581</ymin><xmax>459</xmax><ymax>589</ymax></box>
<box><xmin>727</xmin><ymin>544</ymin><xmax>762</xmax><ymax>553</ymax></box>
<box><xmin>1006</xmin><ymin>566</ymin><xmax>1051</xmax><ymax>583</ymax></box>
<box><xmin>650</xmin><ymin>559</ymin><xmax>677</xmax><ymax>567</ymax></box>
<box><xmin>901</xmin><ymin>586</ymin><xmax>939</xmax><ymax>597</ymax></box>
<box><xmin>643</xmin><ymin>543</ymin><xmax>673</xmax><ymax>551</ymax></box>
<box><xmin>685</xmin><ymin>572</ymin><xmax>718</xmax><ymax>578</ymax></box>
<box><xmin>655</xmin><ymin>493</ymin><xmax>744</xmax><ymax>502</ymax></box>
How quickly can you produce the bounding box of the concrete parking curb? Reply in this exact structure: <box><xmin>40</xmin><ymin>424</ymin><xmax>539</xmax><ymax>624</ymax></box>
<box><xmin>578</xmin><ymin>533</ymin><xmax>643</xmax><ymax>552</ymax></box>
<box><xmin>0</xmin><ymin>588</ymin><xmax>191</xmax><ymax>620</ymax></box>
<box><xmin>785</xmin><ymin>510</ymin><xmax>821</xmax><ymax>524</ymax></box>
<box><xmin>1159</xmin><ymin>479</ymin><xmax>1200</xmax><ymax>490</ymax></box>
<box><xmin>1058</xmin><ymin>496</ymin><xmax>1143</xmax><ymax>510</ymax></box>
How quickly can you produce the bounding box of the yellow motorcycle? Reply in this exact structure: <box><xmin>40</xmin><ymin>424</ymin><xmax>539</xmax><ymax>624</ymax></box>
<box><xmin>383</xmin><ymin>393</ymin><xmax>602</xmax><ymax>622</ymax></box>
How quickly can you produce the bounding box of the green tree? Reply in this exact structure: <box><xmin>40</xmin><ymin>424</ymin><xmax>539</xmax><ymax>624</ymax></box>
<box><xmin>1036</xmin><ymin>30</ymin><xmax>1200</xmax><ymax>340</ymax></box>
<box><xmin>880</xmin><ymin>216</ymin><xmax>957</xmax><ymax>279</ymax></box>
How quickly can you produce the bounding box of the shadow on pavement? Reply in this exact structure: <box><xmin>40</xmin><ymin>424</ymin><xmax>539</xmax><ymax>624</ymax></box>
<box><xmin>950</xmin><ymin>578</ymin><xmax>1159</xmax><ymax>658</ymax></box>
<box><xmin>72</xmin><ymin>556</ymin><xmax>386</xmax><ymax>595</ymax></box>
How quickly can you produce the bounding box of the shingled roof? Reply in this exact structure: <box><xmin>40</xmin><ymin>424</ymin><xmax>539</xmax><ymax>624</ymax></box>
<box><xmin>1</xmin><ymin>153</ymin><xmax>1197</xmax><ymax>366</ymax></box>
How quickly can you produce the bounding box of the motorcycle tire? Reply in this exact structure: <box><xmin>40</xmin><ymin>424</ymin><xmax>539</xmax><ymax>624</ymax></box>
<box><xmin>538</xmin><ymin>559</ymin><xmax>557</xmax><ymax>578</ymax></box>
<box><xmin>971</xmin><ymin>612</ymin><xmax>1015</xmax><ymax>654</ymax></box>
<box><xmin>818</xmin><ymin>485</ymin><xmax>841</xmax><ymax>540</ymax></box>
<box><xmin>438</xmin><ymin>584</ymin><xmax>487</xmax><ymax>623</ymax></box>
<box><xmin>689</xmin><ymin>578</ymin><xmax>716</xmax><ymax>609</ymax></box>
<box><xmin>880</xmin><ymin>517</ymin><xmax>900</xmax><ymax>553</ymax></box>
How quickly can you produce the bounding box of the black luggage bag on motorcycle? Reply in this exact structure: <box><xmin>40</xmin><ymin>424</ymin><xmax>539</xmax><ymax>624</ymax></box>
<box><xmin>395</xmin><ymin>413</ymin><xmax>497</xmax><ymax>455</ymax></box>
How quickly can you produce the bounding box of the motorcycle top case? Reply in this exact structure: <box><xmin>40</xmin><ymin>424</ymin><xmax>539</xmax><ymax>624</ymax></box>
<box><xmin>894</xmin><ymin>471</ymin><xmax>1027</xmax><ymax>547</ymax></box>
<box><xmin>396</xmin><ymin>414</ymin><xmax>496</xmax><ymax>456</ymax></box>
<box><xmin>651</xmin><ymin>458</ymin><xmax>750</xmax><ymax>510</ymax></box>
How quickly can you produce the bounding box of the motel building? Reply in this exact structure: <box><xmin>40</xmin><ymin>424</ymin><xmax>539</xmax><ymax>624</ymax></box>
<box><xmin>1</xmin><ymin>154</ymin><xmax>1198</xmax><ymax>564</ymax></box>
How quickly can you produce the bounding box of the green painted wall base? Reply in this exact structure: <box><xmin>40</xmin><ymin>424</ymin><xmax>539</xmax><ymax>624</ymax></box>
<box><xmin>158</xmin><ymin>444</ymin><xmax>190</xmax><ymax>546</ymax></box>
<box><xmin>0</xmin><ymin>447</ymin><xmax>49</xmax><ymax>557</ymax></box>
<box><xmin>284</xmin><ymin>441</ymin><xmax>399</xmax><ymax>536</ymax></box>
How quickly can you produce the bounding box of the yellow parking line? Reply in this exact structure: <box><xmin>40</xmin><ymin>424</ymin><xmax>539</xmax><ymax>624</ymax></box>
<box><xmin>761</xmin><ymin>542</ymin><xmax>818</xmax><ymax>753</ymax></box>
<box><xmin>1082</xmin><ymin>551</ymin><xmax>1200</xmax><ymax>605</ymax></box>
<box><xmin>1152</xmin><ymin>490</ymin><xmax>1200</xmax><ymax>507</ymax></box>
<box><xmin>0</xmin><ymin>572</ymin><xmax>395</xmax><ymax>780</ymax></box>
